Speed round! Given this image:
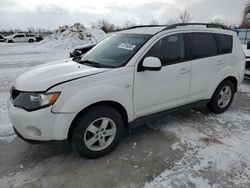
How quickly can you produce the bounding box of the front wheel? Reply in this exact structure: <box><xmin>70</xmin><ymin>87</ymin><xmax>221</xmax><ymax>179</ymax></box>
<box><xmin>207</xmin><ymin>80</ymin><xmax>235</xmax><ymax>114</ymax></box>
<box><xmin>71</xmin><ymin>105</ymin><xmax>125</xmax><ymax>158</ymax></box>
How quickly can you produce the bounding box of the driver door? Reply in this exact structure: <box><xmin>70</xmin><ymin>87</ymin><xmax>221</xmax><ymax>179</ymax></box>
<box><xmin>134</xmin><ymin>33</ymin><xmax>191</xmax><ymax>118</ymax></box>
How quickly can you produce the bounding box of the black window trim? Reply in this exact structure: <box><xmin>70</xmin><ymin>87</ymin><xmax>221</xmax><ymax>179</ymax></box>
<box><xmin>14</xmin><ymin>34</ymin><xmax>25</xmax><ymax>38</ymax></box>
<box><xmin>184</xmin><ymin>32</ymin><xmax>221</xmax><ymax>61</ymax></box>
<box><xmin>137</xmin><ymin>31</ymin><xmax>233</xmax><ymax>71</ymax></box>
<box><xmin>214</xmin><ymin>33</ymin><xmax>233</xmax><ymax>55</ymax></box>
<box><xmin>138</xmin><ymin>33</ymin><xmax>187</xmax><ymax>70</ymax></box>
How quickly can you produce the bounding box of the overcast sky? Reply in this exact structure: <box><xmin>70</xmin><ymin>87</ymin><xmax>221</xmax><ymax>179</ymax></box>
<box><xmin>0</xmin><ymin>0</ymin><xmax>248</xmax><ymax>30</ymax></box>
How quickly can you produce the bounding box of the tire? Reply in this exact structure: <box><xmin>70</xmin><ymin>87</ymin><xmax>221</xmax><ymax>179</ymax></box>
<box><xmin>28</xmin><ymin>39</ymin><xmax>34</xmax><ymax>43</ymax></box>
<box><xmin>71</xmin><ymin>105</ymin><xmax>125</xmax><ymax>159</ymax></box>
<box><xmin>207</xmin><ymin>80</ymin><xmax>235</xmax><ymax>114</ymax></box>
<box><xmin>8</xmin><ymin>40</ymin><xmax>13</xmax><ymax>43</ymax></box>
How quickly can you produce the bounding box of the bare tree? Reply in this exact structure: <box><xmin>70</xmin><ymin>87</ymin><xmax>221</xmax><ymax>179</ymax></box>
<box><xmin>210</xmin><ymin>18</ymin><xmax>231</xmax><ymax>28</ymax></box>
<box><xmin>210</xmin><ymin>18</ymin><xmax>228</xmax><ymax>28</ymax></box>
<box><xmin>178</xmin><ymin>10</ymin><xmax>193</xmax><ymax>23</ymax></box>
<box><xmin>240</xmin><ymin>2</ymin><xmax>250</xmax><ymax>28</ymax></box>
<box><xmin>92</xmin><ymin>19</ymin><xmax>116</xmax><ymax>33</ymax></box>
<box><xmin>123</xmin><ymin>20</ymin><xmax>136</xmax><ymax>29</ymax></box>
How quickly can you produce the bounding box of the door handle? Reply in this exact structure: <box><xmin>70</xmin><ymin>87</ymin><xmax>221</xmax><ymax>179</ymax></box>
<box><xmin>180</xmin><ymin>68</ymin><xmax>190</xmax><ymax>74</ymax></box>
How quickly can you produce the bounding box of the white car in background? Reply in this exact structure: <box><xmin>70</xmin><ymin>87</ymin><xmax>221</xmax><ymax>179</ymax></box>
<box><xmin>242</xmin><ymin>44</ymin><xmax>250</xmax><ymax>79</ymax></box>
<box><xmin>234</xmin><ymin>29</ymin><xmax>250</xmax><ymax>79</ymax></box>
<box><xmin>6</xmin><ymin>33</ymin><xmax>36</xmax><ymax>43</ymax></box>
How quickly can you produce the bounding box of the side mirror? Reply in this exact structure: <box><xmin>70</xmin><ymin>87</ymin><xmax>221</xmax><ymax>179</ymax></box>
<box><xmin>247</xmin><ymin>41</ymin><xmax>250</xmax><ymax>50</ymax></box>
<box><xmin>138</xmin><ymin>57</ymin><xmax>162</xmax><ymax>72</ymax></box>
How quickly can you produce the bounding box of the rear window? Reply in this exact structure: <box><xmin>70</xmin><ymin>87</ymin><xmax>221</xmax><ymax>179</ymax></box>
<box><xmin>14</xmin><ymin>35</ymin><xmax>25</xmax><ymax>38</ymax></box>
<box><xmin>185</xmin><ymin>33</ymin><xmax>218</xmax><ymax>60</ymax></box>
<box><xmin>215</xmin><ymin>34</ymin><xmax>233</xmax><ymax>54</ymax></box>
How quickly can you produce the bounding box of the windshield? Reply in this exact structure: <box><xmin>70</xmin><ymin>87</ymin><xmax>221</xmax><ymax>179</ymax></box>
<box><xmin>80</xmin><ymin>33</ymin><xmax>151</xmax><ymax>68</ymax></box>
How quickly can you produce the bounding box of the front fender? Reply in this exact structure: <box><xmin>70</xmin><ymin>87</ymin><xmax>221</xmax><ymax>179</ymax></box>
<box><xmin>52</xmin><ymin>85</ymin><xmax>134</xmax><ymax>122</ymax></box>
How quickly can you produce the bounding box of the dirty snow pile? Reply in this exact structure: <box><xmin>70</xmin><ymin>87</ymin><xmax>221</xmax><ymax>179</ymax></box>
<box><xmin>39</xmin><ymin>23</ymin><xmax>105</xmax><ymax>49</ymax></box>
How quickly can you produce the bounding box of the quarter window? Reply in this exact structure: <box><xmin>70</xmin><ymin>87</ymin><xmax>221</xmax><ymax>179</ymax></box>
<box><xmin>145</xmin><ymin>34</ymin><xmax>185</xmax><ymax>66</ymax></box>
<box><xmin>185</xmin><ymin>33</ymin><xmax>218</xmax><ymax>59</ymax></box>
<box><xmin>215</xmin><ymin>34</ymin><xmax>233</xmax><ymax>54</ymax></box>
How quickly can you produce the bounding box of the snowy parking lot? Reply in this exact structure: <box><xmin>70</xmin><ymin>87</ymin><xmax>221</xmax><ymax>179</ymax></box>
<box><xmin>0</xmin><ymin>42</ymin><xmax>250</xmax><ymax>188</ymax></box>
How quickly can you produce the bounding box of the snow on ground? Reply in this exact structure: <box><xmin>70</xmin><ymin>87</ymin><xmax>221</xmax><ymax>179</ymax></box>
<box><xmin>239</xmin><ymin>83</ymin><xmax>250</xmax><ymax>95</ymax></box>
<box><xmin>0</xmin><ymin>24</ymin><xmax>104</xmax><ymax>142</ymax></box>
<box><xmin>144</xmin><ymin>86</ymin><xmax>250</xmax><ymax>188</ymax></box>
<box><xmin>0</xmin><ymin>42</ymin><xmax>68</xmax><ymax>142</ymax></box>
<box><xmin>38</xmin><ymin>23</ymin><xmax>105</xmax><ymax>49</ymax></box>
<box><xmin>1</xmin><ymin>40</ymin><xmax>250</xmax><ymax>187</ymax></box>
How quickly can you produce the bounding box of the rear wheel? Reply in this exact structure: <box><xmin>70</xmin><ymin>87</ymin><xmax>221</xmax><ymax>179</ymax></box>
<box><xmin>207</xmin><ymin>80</ymin><xmax>235</xmax><ymax>114</ymax></box>
<box><xmin>8</xmin><ymin>40</ymin><xmax>13</xmax><ymax>43</ymax></box>
<box><xmin>28</xmin><ymin>39</ymin><xmax>34</xmax><ymax>43</ymax></box>
<box><xmin>71</xmin><ymin>105</ymin><xmax>125</xmax><ymax>158</ymax></box>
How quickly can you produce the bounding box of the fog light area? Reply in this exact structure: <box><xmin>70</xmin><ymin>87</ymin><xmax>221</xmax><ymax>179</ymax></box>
<box><xmin>26</xmin><ymin>126</ymin><xmax>41</xmax><ymax>137</ymax></box>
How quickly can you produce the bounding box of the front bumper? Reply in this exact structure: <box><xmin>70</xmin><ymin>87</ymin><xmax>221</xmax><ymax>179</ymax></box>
<box><xmin>8</xmin><ymin>100</ymin><xmax>76</xmax><ymax>141</ymax></box>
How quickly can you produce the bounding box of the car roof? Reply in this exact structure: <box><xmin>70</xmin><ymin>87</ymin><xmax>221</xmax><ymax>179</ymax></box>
<box><xmin>118</xmin><ymin>23</ymin><xmax>234</xmax><ymax>36</ymax></box>
<box><xmin>119</xmin><ymin>26</ymin><xmax>166</xmax><ymax>35</ymax></box>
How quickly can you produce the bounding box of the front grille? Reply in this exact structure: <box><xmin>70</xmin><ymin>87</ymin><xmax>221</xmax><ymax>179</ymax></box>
<box><xmin>11</xmin><ymin>88</ymin><xmax>21</xmax><ymax>101</ymax></box>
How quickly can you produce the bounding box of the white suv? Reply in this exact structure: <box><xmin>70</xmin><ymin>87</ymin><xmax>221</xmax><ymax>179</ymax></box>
<box><xmin>6</xmin><ymin>33</ymin><xmax>36</xmax><ymax>43</ymax></box>
<box><xmin>8</xmin><ymin>23</ymin><xmax>245</xmax><ymax>158</ymax></box>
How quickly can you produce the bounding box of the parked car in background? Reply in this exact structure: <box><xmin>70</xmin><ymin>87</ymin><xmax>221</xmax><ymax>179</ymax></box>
<box><xmin>233</xmin><ymin>29</ymin><xmax>250</xmax><ymax>79</ymax></box>
<box><xmin>6</xmin><ymin>33</ymin><xmax>36</xmax><ymax>43</ymax></box>
<box><xmin>9</xmin><ymin>23</ymin><xmax>245</xmax><ymax>158</ymax></box>
<box><xmin>70</xmin><ymin>34</ymin><xmax>113</xmax><ymax>58</ymax></box>
<box><xmin>0</xmin><ymin>34</ymin><xmax>6</xmax><ymax>42</ymax></box>
<box><xmin>35</xmin><ymin>35</ymin><xmax>43</xmax><ymax>42</ymax></box>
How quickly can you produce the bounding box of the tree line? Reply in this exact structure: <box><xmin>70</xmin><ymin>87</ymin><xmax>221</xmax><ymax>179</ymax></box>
<box><xmin>2</xmin><ymin>2</ymin><xmax>250</xmax><ymax>35</ymax></box>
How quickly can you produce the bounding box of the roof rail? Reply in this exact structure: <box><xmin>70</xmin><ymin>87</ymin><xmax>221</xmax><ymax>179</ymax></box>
<box><xmin>127</xmin><ymin>25</ymin><xmax>168</xmax><ymax>29</ymax></box>
<box><xmin>116</xmin><ymin>25</ymin><xmax>168</xmax><ymax>32</ymax></box>
<box><xmin>163</xmin><ymin>23</ymin><xmax>229</xmax><ymax>30</ymax></box>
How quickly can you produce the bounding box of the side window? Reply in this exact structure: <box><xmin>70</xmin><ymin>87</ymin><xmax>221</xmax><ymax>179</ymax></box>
<box><xmin>185</xmin><ymin>33</ymin><xmax>218</xmax><ymax>59</ymax></box>
<box><xmin>14</xmin><ymin>35</ymin><xmax>25</xmax><ymax>38</ymax></box>
<box><xmin>145</xmin><ymin>34</ymin><xmax>185</xmax><ymax>66</ymax></box>
<box><xmin>215</xmin><ymin>34</ymin><xmax>233</xmax><ymax>54</ymax></box>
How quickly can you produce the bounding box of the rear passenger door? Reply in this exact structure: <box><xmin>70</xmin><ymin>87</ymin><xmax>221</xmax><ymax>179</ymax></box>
<box><xmin>185</xmin><ymin>32</ymin><xmax>225</xmax><ymax>102</ymax></box>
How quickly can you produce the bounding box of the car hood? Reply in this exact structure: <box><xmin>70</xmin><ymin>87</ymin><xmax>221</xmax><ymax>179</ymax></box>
<box><xmin>5</xmin><ymin>35</ymin><xmax>14</xmax><ymax>39</ymax></box>
<box><xmin>14</xmin><ymin>59</ymin><xmax>109</xmax><ymax>91</ymax></box>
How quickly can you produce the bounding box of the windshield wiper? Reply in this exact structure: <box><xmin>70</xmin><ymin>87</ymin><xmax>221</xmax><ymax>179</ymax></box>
<box><xmin>79</xmin><ymin>60</ymin><xmax>102</xmax><ymax>67</ymax></box>
<box><xmin>79</xmin><ymin>60</ymin><xmax>115</xmax><ymax>68</ymax></box>
<box><xmin>72</xmin><ymin>56</ymin><xmax>81</xmax><ymax>63</ymax></box>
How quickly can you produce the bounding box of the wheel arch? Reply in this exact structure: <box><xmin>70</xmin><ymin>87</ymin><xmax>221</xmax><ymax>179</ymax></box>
<box><xmin>220</xmin><ymin>76</ymin><xmax>238</xmax><ymax>93</ymax></box>
<box><xmin>67</xmin><ymin>100</ymin><xmax>129</xmax><ymax>140</ymax></box>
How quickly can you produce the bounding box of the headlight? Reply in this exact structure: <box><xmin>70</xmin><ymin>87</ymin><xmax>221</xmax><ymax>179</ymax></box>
<box><xmin>11</xmin><ymin>91</ymin><xmax>60</xmax><ymax>111</ymax></box>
